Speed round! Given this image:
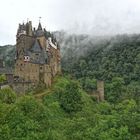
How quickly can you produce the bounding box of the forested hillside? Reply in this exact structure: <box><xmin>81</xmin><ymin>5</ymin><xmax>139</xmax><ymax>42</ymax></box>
<box><xmin>0</xmin><ymin>45</ymin><xmax>15</xmax><ymax>67</ymax></box>
<box><xmin>57</xmin><ymin>33</ymin><xmax>140</xmax><ymax>103</ymax></box>
<box><xmin>0</xmin><ymin>33</ymin><xmax>140</xmax><ymax>139</ymax></box>
<box><xmin>0</xmin><ymin>76</ymin><xmax>139</xmax><ymax>140</ymax></box>
<box><xmin>60</xmin><ymin>33</ymin><xmax>140</xmax><ymax>82</ymax></box>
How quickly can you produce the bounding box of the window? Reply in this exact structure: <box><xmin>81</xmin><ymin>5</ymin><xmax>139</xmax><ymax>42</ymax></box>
<box><xmin>24</xmin><ymin>56</ymin><xmax>30</xmax><ymax>62</ymax></box>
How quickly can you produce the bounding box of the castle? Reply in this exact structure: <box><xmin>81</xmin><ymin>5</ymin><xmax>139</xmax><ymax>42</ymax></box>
<box><xmin>13</xmin><ymin>21</ymin><xmax>61</xmax><ymax>92</ymax></box>
<box><xmin>0</xmin><ymin>20</ymin><xmax>104</xmax><ymax>100</ymax></box>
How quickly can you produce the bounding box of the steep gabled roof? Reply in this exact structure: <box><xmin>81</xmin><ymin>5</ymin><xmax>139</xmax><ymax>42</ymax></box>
<box><xmin>30</xmin><ymin>39</ymin><xmax>42</xmax><ymax>53</ymax></box>
<box><xmin>38</xmin><ymin>50</ymin><xmax>46</xmax><ymax>64</ymax></box>
<box><xmin>27</xmin><ymin>39</ymin><xmax>48</xmax><ymax>64</ymax></box>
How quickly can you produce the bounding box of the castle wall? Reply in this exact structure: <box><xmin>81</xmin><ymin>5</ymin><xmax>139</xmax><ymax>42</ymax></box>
<box><xmin>57</xmin><ymin>49</ymin><xmax>61</xmax><ymax>74</ymax></box>
<box><xmin>97</xmin><ymin>80</ymin><xmax>104</xmax><ymax>101</ymax></box>
<box><xmin>12</xmin><ymin>82</ymin><xmax>35</xmax><ymax>94</ymax></box>
<box><xmin>44</xmin><ymin>65</ymin><xmax>52</xmax><ymax>87</ymax></box>
<box><xmin>49</xmin><ymin>47</ymin><xmax>60</xmax><ymax>77</ymax></box>
<box><xmin>15</xmin><ymin>61</ymin><xmax>40</xmax><ymax>82</ymax></box>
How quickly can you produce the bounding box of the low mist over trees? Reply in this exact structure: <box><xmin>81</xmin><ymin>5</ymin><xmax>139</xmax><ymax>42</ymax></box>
<box><xmin>0</xmin><ymin>32</ymin><xmax>140</xmax><ymax>139</ymax></box>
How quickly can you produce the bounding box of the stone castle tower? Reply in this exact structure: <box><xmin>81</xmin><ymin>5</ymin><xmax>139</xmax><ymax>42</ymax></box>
<box><xmin>14</xmin><ymin>20</ymin><xmax>61</xmax><ymax>91</ymax></box>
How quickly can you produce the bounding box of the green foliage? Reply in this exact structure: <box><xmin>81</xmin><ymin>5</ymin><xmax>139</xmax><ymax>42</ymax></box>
<box><xmin>58</xmin><ymin>81</ymin><xmax>83</xmax><ymax>113</ymax></box>
<box><xmin>61</xmin><ymin>34</ymin><xmax>140</xmax><ymax>104</ymax></box>
<box><xmin>0</xmin><ymin>76</ymin><xmax>139</xmax><ymax>139</ymax></box>
<box><xmin>79</xmin><ymin>77</ymin><xmax>97</xmax><ymax>93</ymax></box>
<box><xmin>16</xmin><ymin>96</ymin><xmax>45</xmax><ymax>119</ymax></box>
<box><xmin>0</xmin><ymin>74</ymin><xmax>6</xmax><ymax>83</ymax></box>
<box><xmin>62</xmin><ymin>34</ymin><xmax>140</xmax><ymax>81</ymax></box>
<box><xmin>0</xmin><ymin>88</ymin><xmax>16</xmax><ymax>104</ymax></box>
<box><xmin>126</xmin><ymin>81</ymin><xmax>140</xmax><ymax>102</ymax></box>
<box><xmin>105</xmin><ymin>77</ymin><xmax>125</xmax><ymax>103</ymax></box>
<box><xmin>0</xmin><ymin>45</ymin><xmax>15</xmax><ymax>68</ymax></box>
<box><xmin>1</xmin><ymin>33</ymin><xmax>140</xmax><ymax>139</ymax></box>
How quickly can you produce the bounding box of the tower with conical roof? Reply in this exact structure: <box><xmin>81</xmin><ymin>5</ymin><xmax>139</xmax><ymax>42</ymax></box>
<box><xmin>36</xmin><ymin>22</ymin><xmax>46</xmax><ymax>49</ymax></box>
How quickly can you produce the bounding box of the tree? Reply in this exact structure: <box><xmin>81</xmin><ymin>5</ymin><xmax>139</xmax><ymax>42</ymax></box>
<box><xmin>58</xmin><ymin>81</ymin><xmax>83</xmax><ymax>113</ymax></box>
<box><xmin>105</xmin><ymin>77</ymin><xmax>125</xmax><ymax>103</ymax></box>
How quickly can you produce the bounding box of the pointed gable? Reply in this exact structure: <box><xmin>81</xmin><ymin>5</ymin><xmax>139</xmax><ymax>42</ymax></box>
<box><xmin>29</xmin><ymin>39</ymin><xmax>47</xmax><ymax>64</ymax></box>
<box><xmin>31</xmin><ymin>39</ymin><xmax>42</xmax><ymax>53</ymax></box>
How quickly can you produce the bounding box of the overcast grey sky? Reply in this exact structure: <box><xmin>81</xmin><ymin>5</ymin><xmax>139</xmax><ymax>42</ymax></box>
<box><xmin>1</xmin><ymin>0</ymin><xmax>140</xmax><ymax>45</ymax></box>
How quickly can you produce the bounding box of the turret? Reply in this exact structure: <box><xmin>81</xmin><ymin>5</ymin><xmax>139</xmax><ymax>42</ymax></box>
<box><xmin>16</xmin><ymin>23</ymin><xmax>26</xmax><ymax>39</ymax></box>
<box><xmin>26</xmin><ymin>21</ymin><xmax>33</xmax><ymax>36</ymax></box>
<box><xmin>36</xmin><ymin>22</ymin><xmax>44</xmax><ymax>37</ymax></box>
<box><xmin>36</xmin><ymin>22</ymin><xmax>46</xmax><ymax>48</ymax></box>
<box><xmin>38</xmin><ymin>22</ymin><xmax>42</xmax><ymax>30</ymax></box>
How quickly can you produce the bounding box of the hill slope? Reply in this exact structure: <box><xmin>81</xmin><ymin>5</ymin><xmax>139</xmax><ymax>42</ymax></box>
<box><xmin>0</xmin><ymin>76</ymin><xmax>139</xmax><ymax>140</ymax></box>
<box><xmin>60</xmin><ymin>34</ymin><xmax>140</xmax><ymax>83</ymax></box>
<box><xmin>0</xmin><ymin>45</ymin><xmax>15</xmax><ymax>67</ymax></box>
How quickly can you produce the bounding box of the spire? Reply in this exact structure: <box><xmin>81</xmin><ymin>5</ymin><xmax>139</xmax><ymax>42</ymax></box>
<box><xmin>38</xmin><ymin>22</ymin><xmax>42</xmax><ymax>30</ymax></box>
<box><xmin>37</xmin><ymin>17</ymin><xmax>42</xmax><ymax>30</ymax></box>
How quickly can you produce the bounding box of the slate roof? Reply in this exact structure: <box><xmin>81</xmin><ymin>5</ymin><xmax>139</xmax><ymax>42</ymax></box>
<box><xmin>36</xmin><ymin>22</ymin><xmax>44</xmax><ymax>37</ymax></box>
<box><xmin>24</xmin><ymin>49</ymin><xmax>31</xmax><ymax>56</ymax></box>
<box><xmin>25</xmin><ymin>39</ymin><xmax>48</xmax><ymax>64</ymax></box>
<box><xmin>30</xmin><ymin>39</ymin><xmax>42</xmax><ymax>53</ymax></box>
<box><xmin>36</xmin><ymin>30</ymin><xmax>44</xmax><ymax>37</ymax></box>
<box><xmin>0</xmin><ymin>68</ymin><xmax>13</xmax><ymax>74</ymax></box>
<box><xmin>37</xmin><ymin>50</ymin><xmax>46</xmax><ymax>64</ymax></box>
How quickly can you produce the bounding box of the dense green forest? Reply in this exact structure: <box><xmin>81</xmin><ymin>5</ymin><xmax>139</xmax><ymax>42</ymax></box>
<box><xmin>60</xmin><ymin>33</ymin><xmax>140</xmax><ymax>103</ymax></box>
<box><xmin>0</xmin><ymin>33</ymin><xmax>140</xmax><ymax>139</ymax></box>
<box><xmin>0</xmin><ymin>76</ymin><xmax>139</xmax><ymax>140</ymax></box>
<box><xmin>0</xmin><ymin>45</ymin><xmax>15</xmax><ymax>67</ymax></box>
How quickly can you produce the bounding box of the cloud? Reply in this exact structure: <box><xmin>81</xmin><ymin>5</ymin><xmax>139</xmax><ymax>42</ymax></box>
<box><xmin>1</xmin><ymin>0</ymin><xmax>140</xmax><ymax>45</ymax></box>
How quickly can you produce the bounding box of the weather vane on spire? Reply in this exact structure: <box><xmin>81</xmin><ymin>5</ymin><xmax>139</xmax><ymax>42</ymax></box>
<box><xmin>39</xmin><ymin>17</ymin><xmax>42</xmax><ymax>22</ymax></box>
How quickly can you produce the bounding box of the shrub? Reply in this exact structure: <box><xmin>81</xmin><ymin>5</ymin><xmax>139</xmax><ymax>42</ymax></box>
<box><xmin>0</xmin><ymin>88</ymin><xmax>16</xmax><ymax>104</ymax></box>
<box><xmin>58</xmin><ymin>81</ymin><xmax>83</xmax><ymax>113</ymax></box>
